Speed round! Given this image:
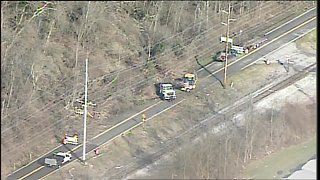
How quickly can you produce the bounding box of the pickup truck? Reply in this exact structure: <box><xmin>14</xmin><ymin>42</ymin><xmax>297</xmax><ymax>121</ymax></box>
<box><xmin>44</xmin><ymin>152</ymin><xmax>72</xmax><ymax>167</ymax></box>
<box><xmin>44</xmin><ymin>158</ymin><xmax>60</xmax><ymax>167</ymax></box>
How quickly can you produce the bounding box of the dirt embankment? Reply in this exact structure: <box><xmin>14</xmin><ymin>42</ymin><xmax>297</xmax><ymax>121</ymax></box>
<box><xmin>129</xmin><ymin>74</ymin><xmax>316</xmax><ymax>179</ymax></box>
<box><xmin>1</xmin><ymin>1</ymin><xmax>316</xmax><ymax>178</ymax></box>
<box><xmin>128</xmin><ymin>28</ymin><xmax>317</xmax><ymax>179</ymax></box>
<box><xmin>46</xmin><ymin>23</ymin><xmax>316</xmax><ymax>179</ymax></box>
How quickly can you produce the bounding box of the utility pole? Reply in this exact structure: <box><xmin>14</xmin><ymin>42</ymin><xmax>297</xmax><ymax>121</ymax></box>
<box><xmin>82</xmin><ymin>58</ymin><xmax>88</xmax><ymax>162</ymax></box>
<box><xmin>221</xmin><ymin>3</ymin><xmax>236</xmax><ymax>88</ymax></box>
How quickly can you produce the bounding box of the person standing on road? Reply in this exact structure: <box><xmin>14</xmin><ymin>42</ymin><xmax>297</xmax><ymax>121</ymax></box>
<box><xmin>142</xmin><ymin>113</ymin><xmax>147</xmax><ymax>130</ymax></box>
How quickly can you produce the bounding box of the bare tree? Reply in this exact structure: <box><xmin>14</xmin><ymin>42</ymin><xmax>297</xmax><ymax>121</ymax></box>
<box><xmin>206</xmin><ymin>1</ymin><xmax>209</xmax><ymax>29</ymax></box>
<box><xmin>152</xmin><ymin>1</ymin><xmax>163</xmax><ymax>44</ymax></box>
<box><xmin>70</xmin><ymin>1</ymin><xmax>91</xmax><ymax>108</ymax></box>
<box><xmin>173</xmin><ymin>2</ymin><xmax>184</xmax><ymax>34</ymax></box>
<box><xmin>165</xmin><ymin>2</ymin><xmax>173</xmax><ymax>27</ymax></box>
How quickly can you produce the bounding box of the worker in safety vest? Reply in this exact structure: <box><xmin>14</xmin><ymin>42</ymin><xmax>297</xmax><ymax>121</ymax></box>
<box><xmin>142</xmin><ymin>113</ymin><xmax>147</xmax><ymax>130</ymax></box>
<box><xmin>142</xmin><ymin>113</ymin><xmax>146</xmax><ymax>122</ymax></box>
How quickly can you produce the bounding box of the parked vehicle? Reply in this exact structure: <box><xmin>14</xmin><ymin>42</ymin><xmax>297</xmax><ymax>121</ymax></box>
<box><xmin>62</xmin><ymin>134</ymin><xmax>79</xmax><ymax>145</ymax></box>
<box><xmin>215</xmin><ymin>51</ymin><xmax>232</xmax><ymax>61</ymax></box>
<box><xmin>180</xmin><ymin>73</ymin><xmax>197</xmax><ymax>92</ymax></box>
<box><xmin>159</xmin><ymin>83</ymin><xmax>176</xmax><ymax>101</ymax></box>
<box><xmin>53</xmin><ymin>152</ymin><xmax>72</xmax><ymax>164</ymax></box>
<box><xmin>44</xmin><ymin>158</ymin><xmax>59</xmax><ymax>167</ymax></box>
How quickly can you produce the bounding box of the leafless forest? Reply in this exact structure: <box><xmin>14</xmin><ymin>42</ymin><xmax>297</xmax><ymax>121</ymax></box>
<box><xmin>141</xmin><ymin>102</ymin><xmax>316</xmax><ymax>179</ymax></box>
<box><xmin>0</xmin><ymin>1</ymin><xmax>315</xmax><ymax>176</ymax></box>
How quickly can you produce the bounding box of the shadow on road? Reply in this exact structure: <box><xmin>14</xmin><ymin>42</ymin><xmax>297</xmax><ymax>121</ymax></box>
<box><xmin>154</xmin><ymin>83</ymin><xmax>161</xmax><ymax>97</ymax></box>
<box><xmin>195</xmin><ymin>56</ymin><xmax>224</xmax><ymax>87</ymax></box>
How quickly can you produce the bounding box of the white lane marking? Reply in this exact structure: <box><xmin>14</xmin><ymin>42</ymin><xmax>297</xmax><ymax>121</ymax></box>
<box><xmin>10</xmin><ymin>7</ymin><xmax>317</xmax><ymax>180</ymax></box>
<box><xmin>264</xmin><ymin>7</ymin><xmax>316</xmax><ymax>36</ymax></box>
<box><xmin>18</xmin><ymin>166</ymin><xmax>43</xmax><ymax>180</ymax></box>
<box><xmin>10</xmin><ymin>101</ymin><xmax>163</xmax><ymax>178</ymax></box>
<box><xmin>37</xmin><ymin>18</ymin><xmax>316</xmax><ymax>179</ymax></box>
<box><xmin>8</xmin><ymin>145</ymin><xmax>62</xmax><ymax>176</ymax></box>
<box><xmin>241</xmin><ymin>27</ymin><xmax>316</xmax><ymax>70</ymax></box>
<box><xmin>147</xmin><ymin>99</ymin><xmax>186</xmax><ymax>120</ymax></box>
<box><xmin>204</xmin><ymin>16</ymin><xmax>316</xmax><ymax>79</ymax></box>
<box><xmin>39</xmin><ymin>99</ymin><xmax>186</xmax><ymax>180</ymax></box>
<box><xmin>91</xmin><ymin>100</ymin><xmax>163</xmax><ymax>140</ymax></box>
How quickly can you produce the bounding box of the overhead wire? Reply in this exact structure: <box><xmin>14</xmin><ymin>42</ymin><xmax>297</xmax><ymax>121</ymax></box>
<box><xmin>2</xmin><ymin>37</ymin><xmax>220</xmax><ymax>154</ymax></box>
<box><xmin>1</xmin><ymin>1</ymin><xmax>296</xmax><ymax>158</ymax></box>
<box><xmin>0</xmin><ymin>2</ymin><xmax>285</xmax><ymax>135</ymax></box>
<box><xmin>1</xmin><ymin>1</ymin><xmax>254</xmax><ymax>120</ymax></box>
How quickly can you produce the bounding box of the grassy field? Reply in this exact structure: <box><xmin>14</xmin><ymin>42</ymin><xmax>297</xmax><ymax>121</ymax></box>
<box><xmin>241</xmin><ymin>135</ymin><xmax>316</xmax><ymax>179</ymax></box>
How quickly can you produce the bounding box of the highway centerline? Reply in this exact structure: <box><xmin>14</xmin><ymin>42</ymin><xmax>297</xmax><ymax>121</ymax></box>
<box><xmin>241</xmin><ymin>26</ymin><xmax>316</xmax><ymax>70</ymax></box>
<box><xmin>264</xmin><ymin>7</ymin><xmax>316</xmax><ymax>36</ymax></box>
<box><xmin>10</xmin><ymin>9</ymin><xmax>316</xmax><ymax>180</ymax></box>
<box><xmin>39</xmin><ymin>99</ymin><xmax>186</xmax><ymax>180</ymax></box>
<box><xmin>204</xmin><ymin>16</ymin><xmax>316</xmax><ymax>79</ymax></box>
<box><xmin>91</xmin><ymin>100</ymin><xmax>163</xmax><ymax>140</ymax></box>
<box><xmin>38</xmin><ymin>17</ymin><xmax>316</xmax><ymax>180</ymax></box>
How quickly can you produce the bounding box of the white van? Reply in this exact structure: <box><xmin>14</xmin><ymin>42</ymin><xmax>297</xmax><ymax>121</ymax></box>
<box><xmin>231</xmin><ymin>45</ymin><xmax>244</xmax><ymax>54</ymax></box>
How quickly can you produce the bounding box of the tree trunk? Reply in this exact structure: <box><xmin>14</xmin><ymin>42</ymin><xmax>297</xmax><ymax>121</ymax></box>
<box><xmin>152</xmin><ymin>1</ymin><xmax>163</xmax><ymax>44</ymax></box>
<box><xmin>143</xmin><ymin>1</ymin><xmax>146</xmax><ymax>11</ymax></box>
<box><xmin>258</xmin><ymin>1</ymin><xmax>262</xmax><ymax>19</ymax></box>
<box><xmin>174</xmin><ymin>2</ymin><xmax>184</xmax><ymax>33</ymax></box>
<box><xmin>43</xmin><ymin>20</ymin><xmax>55</xmax><ymax>54</ymax></box>
<box><xmin>165</xmin><ymin>2</ymin><xmax>173</xmax><ymax>27</ymax></box>
<box><xmin>193</xmin><ymin>3</ymin><xmax>199</xmax><ymax>30</ymax></box>
<box><xmin>6</xmin><ymin>60</ymin><xmax>15</xmax><ymax>115</ymax></box>
<box><xmin>249</xmin><ymin>126</ymin><xmax>255</xmax><ymax>159</ymax></box>
<box><xmin>198</xmin><ymin>3</ymin><xmax>203</xmax><ymax>33</ymax></box>
<box><xmin>71</xmin><ymin>1</ymin><xmax>90</xmax><ymax>107</ymax></box>
<box><xmin>1</xmin><ymin>99</ymin><xmax>6</xmax><ymax>117</ymax></box>
<box><xmin>206</xmin><ymin>1</ymin><xmax>209</xmax><ymax>29</ymax></box>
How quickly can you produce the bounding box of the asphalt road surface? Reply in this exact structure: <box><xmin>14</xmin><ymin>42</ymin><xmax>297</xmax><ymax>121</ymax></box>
<box><xmin>7</xmin><ymin>7</ymin><xmax>316</xmax><ymax>180</ymax></box>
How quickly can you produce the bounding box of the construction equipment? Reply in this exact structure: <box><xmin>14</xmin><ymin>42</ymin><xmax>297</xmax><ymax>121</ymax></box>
<box><xmin>159</xmin><ymin>83</ymin><xmax>176</xmax><ymax>101</ymax></box>
<box><xmin>180</xmin><ymin>72</ymin><xmax>197</xmax><ymax>92</ymax></box>
<box><xmin>75</xmin><ymin>99</ymin><xmax>97</xmax><ymax>107</ymax></box>
<box><xmin>215</xmin><ymin>51</ymin><xmax>232</xmax><ymax>61</ymax></box>
<box><xmin>62</xmin><ymin>134</ymin><xmax>79</xmax><ymax>145</ymax></box>
<box><xmin>74</xmin><ymin>107</ymin><xmax>94</xmax><ymax>118</ymax></box>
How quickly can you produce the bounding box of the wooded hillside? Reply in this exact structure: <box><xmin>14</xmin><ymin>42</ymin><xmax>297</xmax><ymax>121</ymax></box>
<box><xmin>0</xmin><ymin>1</ymin><xmax>315</xmax><ymax>177</ymax></box>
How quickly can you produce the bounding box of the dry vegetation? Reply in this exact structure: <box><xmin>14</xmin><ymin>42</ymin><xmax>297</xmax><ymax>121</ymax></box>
<box><xmin>0</xmin><ymin>1</ymin><xmax>316</xmax><ymax>177</ymax></box>
<box><xmin>165</xmin><ymin>101</ymin><xmax>317</xmax><ymax>179</ymax></box>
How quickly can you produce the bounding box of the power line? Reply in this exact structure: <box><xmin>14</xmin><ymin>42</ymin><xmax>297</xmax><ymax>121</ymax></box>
<box><xmin>1</xmin><ymin>2</ymin><xmax>286</xmax><ymax>132</ymax></box>
<box><xmin>2</xmin><ymin>39</ymin><xmax>219</xmax><ymax>154</ymax></box>
<box><xmin>1</xmin><ymin>2</ymin><xmax>275</xmax><ymax>121</ymax></box>
<box><xmin>3</xmin><ymin>1</ymin><xmax>256</xmax><ymax>121</ymax></box>
<box><xmin>1</xmin><ymin>2</ymin><xmax>302</xmax><ymax>156</ymax></box>
<box><xmin>0</xmin><ymin>12</ymin><xmax>220</xmax><ymax>120</ymax></box>
<box><xmin>0</xmin><ymin>3</ymin><xmax>289</xmax><ymax>135</ymax></box>
<box><xmin>1</xmin><ymin>12</ymin><xmax>286</xmax><ymax>143</ymax></box>
<box><xmin>0</xmin><ymin>26</ymin><xmax>219</xmax><ymax>134</ymax></box>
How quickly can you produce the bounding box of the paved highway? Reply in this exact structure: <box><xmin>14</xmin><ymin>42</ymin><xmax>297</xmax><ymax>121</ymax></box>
<box><xmin>7</xmin><ymin>7</ymin><xmax>316</xmax><ymax>180</ymax></box>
